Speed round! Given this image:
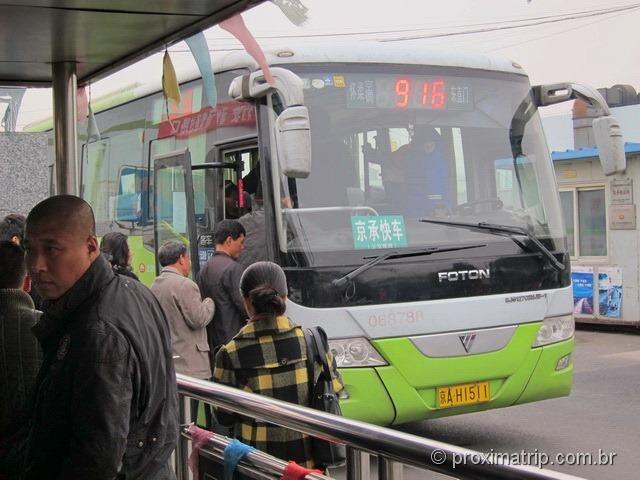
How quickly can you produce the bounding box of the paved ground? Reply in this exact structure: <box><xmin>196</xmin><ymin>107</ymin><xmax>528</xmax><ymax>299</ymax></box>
<box><xmin>333</xmin><ymin>328</ymin><xmax>640</xmax><ymax>479</ymax></box>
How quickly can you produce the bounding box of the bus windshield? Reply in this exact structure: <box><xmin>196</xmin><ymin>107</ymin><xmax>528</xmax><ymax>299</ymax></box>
<box><xmin>274</xmin><ymin>64</ymin><xmax>565</xmax><ymax>265</ymax></box>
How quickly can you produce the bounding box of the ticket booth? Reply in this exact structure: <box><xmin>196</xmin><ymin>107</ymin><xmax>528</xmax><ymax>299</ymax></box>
<box><xmin>553</xmin><ymin>143</ymin><xmax>640</xmax><ymax>326</ymax></box>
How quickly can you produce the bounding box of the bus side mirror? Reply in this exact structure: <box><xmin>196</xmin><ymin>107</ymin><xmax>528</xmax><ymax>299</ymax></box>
<box><xmin>593</xmin><ymin>116</ymin><xmax>626</xmax><ymax>175</ymax></box>
<box><xmin>275</xmin><ymin>105</ymin><xmax>312</xmax><ymax>178</ymax></box>
<box><xmin>535</xmin><ymin>82</ymin><xmax>627</xmax><ymax>176</ymax></box>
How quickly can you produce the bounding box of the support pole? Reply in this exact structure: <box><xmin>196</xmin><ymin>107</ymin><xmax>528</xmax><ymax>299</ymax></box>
<box><xmin>52</xmin><ymin>62</ymin><xmax>78</xmax><ymax>195</ymax></box>
<box><xmin>378</xmin><ymin>456</ymin><xmax>402</xmax><ymax>480</ymax></box>
<box><xmin>175</xmin><ymin>394</ymin><xmax>190</xmax><ymax>480</ymax></box>
<box><xmin>346</xmin><ymin>447</ymin><xmax>369</xmax><ymax>480</ymax></box>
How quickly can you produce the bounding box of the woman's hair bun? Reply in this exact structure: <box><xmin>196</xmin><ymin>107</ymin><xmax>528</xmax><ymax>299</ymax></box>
<box><xmin>248</xmin><ymin>285</ymin><xmax>286</xmax><ymax>316</ymax></box>
<box><xmin>240</xmin><ymin>261</ymin><xmax>288</xmax><ymax>317</ymax></box>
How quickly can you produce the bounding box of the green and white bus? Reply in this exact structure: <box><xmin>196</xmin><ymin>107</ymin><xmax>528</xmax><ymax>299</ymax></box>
<box><xmin>28</xmin><ymin>43</ymin><xmax>622</xmax><ymax>425</ymax></box>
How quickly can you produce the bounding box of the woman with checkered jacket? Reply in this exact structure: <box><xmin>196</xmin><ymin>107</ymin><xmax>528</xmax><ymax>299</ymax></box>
<box><xmin>212</xmin><ymin>261</ymin><xmax>343</xmax><ymax>468</ymax></box>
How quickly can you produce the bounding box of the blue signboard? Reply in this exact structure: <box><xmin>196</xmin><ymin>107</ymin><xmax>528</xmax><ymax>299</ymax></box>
<box><xmin>198</xmin><ymin>248</ymin><xmax>214</xmax><ymax>269</ymax></box>
<box><xmin>572</xmin><ymin>270</ymin><xmax>594</xmax><ymax>315</ymax></box>
<box><xmin>351</xmin><ymin>215</ymin><xmax>407</xmax><ymax>250</ymax></box>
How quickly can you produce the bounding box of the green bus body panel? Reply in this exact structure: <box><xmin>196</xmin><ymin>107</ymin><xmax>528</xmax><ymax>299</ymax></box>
<box><xmin>127</xmin><ymin>235</ymin><xmax>156</xmax><ymax>286</ymax></box>
<box><xmin>515</xmin><ymin>337</ymin><xmax>574</xmax><ymax>405</ymax></box>
<box><xmin>335</xmin><ymin>323</ymin><xmax>573</xmax><ymax>425</ymax></box>
<box><xmin>338</xmin><ymin>369</ymin><xmax>396</xmax><ymax>425</ymax></box>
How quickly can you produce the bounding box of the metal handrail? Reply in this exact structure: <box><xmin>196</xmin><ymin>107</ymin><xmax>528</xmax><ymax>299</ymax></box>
<box><xmin>180</xmin><ymin>426</ymin><xmax>331</xmax><ymax>480</ymax></box>
<box><xmin>177</xmin><ymin>374</ymin><xmax>586</xmax><ymax>480</ymax></box>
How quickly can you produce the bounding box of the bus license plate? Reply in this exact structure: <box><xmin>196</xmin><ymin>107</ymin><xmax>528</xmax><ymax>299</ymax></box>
<box><xmin>437</xmin><ymin>382</ymin><xmax>490</xmax><ymax>408</ymax></box>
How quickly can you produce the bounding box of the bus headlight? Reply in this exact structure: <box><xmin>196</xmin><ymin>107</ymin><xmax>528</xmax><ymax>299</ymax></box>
<box><xmin>328</xmin><ymin>338</ymin><xmax>388</xmax><ymax>367</ymax></box>
<box><xmin>533</xmin><ymin>314</ymin><xmax>575</xmax><ymax>347</ymax></box>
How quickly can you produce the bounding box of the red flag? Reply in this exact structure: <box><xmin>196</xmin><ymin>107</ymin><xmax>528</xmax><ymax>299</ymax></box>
<box><xmin>220</xmin><ymin>14</ymin><xmax>275</xmax><ymax>86</ymax></box>
<box><xmin>77</xmin><ymin>86</ymin><xmax>89</xmax><ymax>119</ymax></box>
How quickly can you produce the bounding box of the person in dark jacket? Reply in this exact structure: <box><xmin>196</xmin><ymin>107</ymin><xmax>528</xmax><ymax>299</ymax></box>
<box><xmin>238</xmin><ymin>184</ymin><xmax>267</xmax><ymax>268</ymax></box>
<box><xmin>21</xmin><ymin>195</ymin><xmax>178</xmax><ymax>480</ymax></box>
<box><xmin>100</xmin><ymin>231</ymin><xmax>139</xmax><ymax>280</ymax></box>
<box><xmin>0</xmin><ymin>241</ymin><xmax>42</xmax><ymax>477</ymax></box>
<box><xmin>197</xmin><ymin>219</ymin><xmax>247</xmax><ymax>353</ymax></box>
<box><xmin>213</xmin><ymin>261</ymin><xmax>344</xmax><ymax>468</ymax></box>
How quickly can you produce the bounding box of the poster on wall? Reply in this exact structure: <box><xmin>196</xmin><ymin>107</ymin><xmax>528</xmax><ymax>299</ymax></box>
<box><xmin>571</xmin><ymin>266</ymin><xmax>594</xmax><ymax>315</ymax></box>
<box><xmin>598</xmin><ymin>267</ymin><xmax>623</xmax><ymax>318</ymax></box>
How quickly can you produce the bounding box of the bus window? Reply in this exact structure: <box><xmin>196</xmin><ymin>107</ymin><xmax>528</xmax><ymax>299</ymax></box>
<box><xmin>356</xmin><ymin>125</ymin><xmax>454</xmax><ymax>217</ymax></box>
<box><xmin>114</xmin><ymin>166</ymin><xmax>148</xmax><ymax>224</ymax></box>
<box><xmin>389</xmin><ymin>127</ymin><xmax>410</xmax><ymax>153</ymax></box>
<box><xmin>356</xmin><ymin>129</ymin><xmax>388</xmax><ymax>204</ymax></box>
<box><xmin>452</xmin><ymin>127</ymin><xmax>468</xmax><ymax>205</ymax></box>
<box><xmin>494</xmin><ymin>156</ymin><xmax>544</xmax><ymax>220</ymax></box>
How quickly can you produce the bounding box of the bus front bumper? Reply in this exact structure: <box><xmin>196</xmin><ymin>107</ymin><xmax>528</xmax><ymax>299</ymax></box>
<box><xmin>338</xmin><ymin>323</ymin><xmax>574</xmax><ymax>426</ymax></box>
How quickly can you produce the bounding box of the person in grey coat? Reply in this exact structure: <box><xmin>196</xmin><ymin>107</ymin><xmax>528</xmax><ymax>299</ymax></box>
<box><xmin>151</xmin><ymin>241</ymin><xmax>214</xmax><ymax>379</ymax></box>
<box><xmin>151</xmin><ymin>241</ymin><xmax>214</xmax><ymax>426</ymax></box>
<box><xmin>197</xmin><ymin>220</ymin><xmax>247</xmax><ymax>353</ymax></box>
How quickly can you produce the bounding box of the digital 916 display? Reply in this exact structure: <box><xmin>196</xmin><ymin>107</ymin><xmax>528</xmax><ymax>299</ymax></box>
<box><xmin>346</xmin><ymin>74</ymin><xmax>473</xmax><ymax>110</ymax></box>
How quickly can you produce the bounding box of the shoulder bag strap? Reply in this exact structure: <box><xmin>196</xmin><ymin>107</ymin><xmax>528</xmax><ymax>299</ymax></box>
<box><xmin>303</xmin><ymin>328</ymin><xmax>317</xmax><ymax>397</ymax></box>
<box><xmin>309</xmin><ymin>327</ymin><xmax>333</xmax><ymax>380</ymax></box>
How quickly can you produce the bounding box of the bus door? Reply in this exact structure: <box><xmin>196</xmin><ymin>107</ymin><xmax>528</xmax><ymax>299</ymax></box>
<box><xmin>81</xmin><ymin>138</ymin><xmax>112</xmax><ymax>231</ymax></box>
<box><xmin>153</xmin><ymin>148</ymin><xmax>199</xmax><ymax>278</ymax></box>
<box><xmin>205</xmin><ymin>138</ymin><xmax>259</xmax><ymax>220</ymax></box>
<box><xmin>194</xmin><ymin>137</ymin><xmax>259</xmax><ymax>268</ymax></box>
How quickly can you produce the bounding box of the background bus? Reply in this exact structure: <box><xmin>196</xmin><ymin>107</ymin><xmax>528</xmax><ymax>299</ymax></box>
<box><xmin>30</xmin><ymin>43</ymin><xmax>578</xmax><ymax>426</ymax></box>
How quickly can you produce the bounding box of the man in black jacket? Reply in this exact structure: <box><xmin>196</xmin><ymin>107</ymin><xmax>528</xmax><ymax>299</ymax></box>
<box><xmin>197</xmin><ymin>219</ymin><xmax>247</xmax><ymax>353</ymax></box>
<box><xmin>21</xmin><ymin>195</ymin><xmax>178</xmax><ymax>479</ymax></box>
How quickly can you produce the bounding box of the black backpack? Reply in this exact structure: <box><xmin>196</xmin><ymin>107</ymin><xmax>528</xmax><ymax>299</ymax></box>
<box><xmin>303</xmin><ymin>326</ymin><xmax>346</xmax><ymax>469</ymax></box>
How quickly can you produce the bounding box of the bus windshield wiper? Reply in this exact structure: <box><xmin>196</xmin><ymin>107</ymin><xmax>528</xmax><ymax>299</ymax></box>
<box><xmin>419</xmin><ymin>218</ymin><xmax>565</xmax><ymax>271</ymax></box>
<box><xmin>332</xmin><ymin>244</ymin><xmax>486</xmax><ymax>288</ymax></box>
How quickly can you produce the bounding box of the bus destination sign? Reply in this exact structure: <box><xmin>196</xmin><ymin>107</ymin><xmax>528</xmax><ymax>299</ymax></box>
<box><xmin>346</xmin><ymin>74</ymin><xmax>473</xmax><ymax>111</ymax></box>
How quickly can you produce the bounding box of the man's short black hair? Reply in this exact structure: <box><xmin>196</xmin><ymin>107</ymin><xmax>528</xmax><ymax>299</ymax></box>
<box><xmin>26</xmin><ymin>195</ymin><xmax>96</xmax><ymax>237</ymax></box>
<box><xmin>0</xmin><ymin>240</ymin><xmax>27</xmax><ymax>289</ymax></box>
<box><xmin>213</xmin><ymin>219</ymin><xmax>246</xmax><ymax>246</ymax></box>
<box><xmin>158</xmin><ymin>241</ymin><xmax>187</xmax><ymax>267</ymax></box>
<box><xmin>0</xmin><ymin>213</ymin><xmax>26</xmax><ymax>243</ymax></box>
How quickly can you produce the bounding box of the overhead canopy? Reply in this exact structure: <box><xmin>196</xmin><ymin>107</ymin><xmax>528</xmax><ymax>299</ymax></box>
<box><xmin>0</xmin><ymin>0</ymin><xmax>263</xmax><ymax>87</ymax></box>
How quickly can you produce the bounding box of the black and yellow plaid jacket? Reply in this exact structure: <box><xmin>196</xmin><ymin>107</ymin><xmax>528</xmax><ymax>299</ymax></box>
<box><xmin>213</xmin><ymin>315</ymin><xmax>344</xmax><ymax>468</ymax></box>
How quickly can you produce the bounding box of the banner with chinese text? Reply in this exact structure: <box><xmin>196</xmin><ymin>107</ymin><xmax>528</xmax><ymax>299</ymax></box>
<box><xmin>351</xmin><ymin>216</ymin><xmax>407</xmax><ymax>249</ymax></box>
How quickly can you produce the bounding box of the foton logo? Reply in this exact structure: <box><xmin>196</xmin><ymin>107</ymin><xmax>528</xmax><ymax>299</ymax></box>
<box><xmin>459</xmin><ymin>332</ymin><xmax>478</xmax><ymax>353</ymax></box>
<box><xmin>437</xmin><ymin>269</ymin><xmax>490</xmax><ymax>283</ymax></box>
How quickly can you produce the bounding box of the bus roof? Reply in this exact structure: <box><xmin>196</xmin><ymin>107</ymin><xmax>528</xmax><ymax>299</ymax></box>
<box><xmin>218</xmin><ymin>42</ymin><xmax>525</xmax><ymax>76</ymax></box>
<box><xmin>169</xmin><ymin>42</ymin><xmax>526</xmax><ymax>92</ymax></box>
<box><xmin>25</xmin><ymin>42</ymin><xmax>525</xmax><ymax>131</ymax></box>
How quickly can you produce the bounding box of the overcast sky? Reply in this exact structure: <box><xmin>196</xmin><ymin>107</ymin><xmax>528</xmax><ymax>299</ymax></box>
<box><xmin>16</xmin><ymin>0</ymin><xmax>640</xmax><ymax>129</ymax></box>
